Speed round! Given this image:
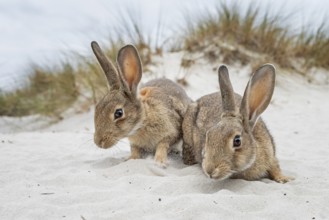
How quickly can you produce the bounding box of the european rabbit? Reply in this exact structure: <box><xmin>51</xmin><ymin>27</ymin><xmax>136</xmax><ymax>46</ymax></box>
<box><xmin>182</xmin><ymin>64</ymin><xmax>293</xmax><ymax>183</ymax></box>
<box><xmin>91</xmin><ymin>41</ymin><xmax>191</xmax><ymax>167</ymax></box>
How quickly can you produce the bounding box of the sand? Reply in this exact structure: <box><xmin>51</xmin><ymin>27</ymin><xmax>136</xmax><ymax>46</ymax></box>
<box><xmin>1</xmin><ymin>52</ymin><xmax>329</xmax><ymax>220</ymax></box>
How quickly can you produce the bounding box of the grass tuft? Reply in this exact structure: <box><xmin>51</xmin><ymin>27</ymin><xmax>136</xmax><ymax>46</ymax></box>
<box><xmin>180</xmin><ymin>1</ymin><xmax>329</xmax><ymax>71</ymax></box>
<box><xmin>0</xmin><ymin>63</ymin><xmax>78</xmax><ymax>117</ymax></box>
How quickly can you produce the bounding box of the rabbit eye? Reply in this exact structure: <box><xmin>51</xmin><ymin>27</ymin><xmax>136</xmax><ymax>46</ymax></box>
<box><xmin>233</xmin><ymin>135</ymin><xmax>241</xmax><ymax>147</ymax></box>
<box><xmin>114</xmin><ymin>109</ymin><xmax>123</xmax><ymax>119</ymax></box>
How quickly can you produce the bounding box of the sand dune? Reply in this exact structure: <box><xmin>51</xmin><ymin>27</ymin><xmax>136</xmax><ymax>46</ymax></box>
<box><xmin>1</xmin><ymin>53</ymin><xmax>329</xmax><ymax>219</ymax></box>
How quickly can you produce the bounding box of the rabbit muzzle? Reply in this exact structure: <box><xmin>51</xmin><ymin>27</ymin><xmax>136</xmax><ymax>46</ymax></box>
<box><xmin>202</xmin><ymin>159</ymin><xmax>233</xmax><ymax>180</ymax></box>
<box><xmin>94</xmin><ymin>133</ymin><xmax>118</xmax><ymax>149</ymax></box>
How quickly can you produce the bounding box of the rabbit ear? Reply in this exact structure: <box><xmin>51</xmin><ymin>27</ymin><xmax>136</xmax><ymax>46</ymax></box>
<box><xmin>240</xmin><ymin>64</ymin><xmax>276</xmax><ymax>130</ymax></box>
<box><xmin>218</xmin><ymin>65</ymin><xmax>236</xmax><ymax>112</ymax></box>
<box><xmin>91</xmin><ymin>41</ymin><xmax>120</xmax><ymax>90</ymax></box>
<box><xmin>117</xmin><ymin>44</ymin><xmax>142</xmax><ymax>96</ymax></box>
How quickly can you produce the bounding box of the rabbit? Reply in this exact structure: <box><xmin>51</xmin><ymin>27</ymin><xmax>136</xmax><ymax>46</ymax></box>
<box><xmin>91</xmin><ymin>41</ymin><xmax>191</xmax><ymax>167</ymax></box>
<box><xmin>182</xmin><ymin>64</ymin><xmax>293</xmax><ymax>183</ymax></box>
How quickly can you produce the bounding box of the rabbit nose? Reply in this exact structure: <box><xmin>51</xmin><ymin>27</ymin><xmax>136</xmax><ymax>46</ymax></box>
<box><xmin>209</xmin><ymin>172</ymin><xmax>216</xmax><ymax>179</ymax></box>
<box><xmin>94</xmin><ymin>135</ymin><xmax>103</xmax><ymax>147</ymax></box>
<box><xmin>206</xmin><ymin>170</ymin><xmax>214</xmax><ymax>178</ymax></box>
<box><xmin>208</xmin><ymin>168</ymin><xmax>220</xmax><ymax>179</ymax></box>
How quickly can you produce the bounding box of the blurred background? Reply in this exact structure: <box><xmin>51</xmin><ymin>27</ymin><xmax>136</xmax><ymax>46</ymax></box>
<box><xmin>0</xmin><ymin>0</ymin><xmax>328</xmax><ymax>117</ymax></box>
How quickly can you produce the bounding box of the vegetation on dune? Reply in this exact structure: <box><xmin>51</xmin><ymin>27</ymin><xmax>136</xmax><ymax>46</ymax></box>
<box><xmin>180</xmin><ymin>2</ymin><xmax>329</xmax><ymax>71</ymax></box>
<box><xmin>0</xmin><ymin>64</ymin><xmax>78</xmax><ymax>117</ymax></box>
<box><xmin>0</xmin><ymin>2</ymin><xmax>328</xmax><ymax>117</ymax></box>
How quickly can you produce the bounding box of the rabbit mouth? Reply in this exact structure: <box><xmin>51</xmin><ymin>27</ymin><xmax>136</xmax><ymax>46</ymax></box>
<box><xmin>101</xmin><ymin>139</ymin><xmax>118</xmax><ymax>149</ymax></box>
<box><xmin>203</xmin><ymin>166</ymin><xmax>235</xmax><ymax>180</ymax></box>
<box><xmin>209</xmin><ymin>171</ymin><xmax>234</xmax><ymax>180</ymax></box>
<box><xmin>94</xmin><ymin>136</ymin><xmax>118</xmax><ymax>149</ymax></box>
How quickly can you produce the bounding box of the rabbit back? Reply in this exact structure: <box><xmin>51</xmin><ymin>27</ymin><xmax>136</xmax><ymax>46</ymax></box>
<box><xmin>129</xmin><ymin>78</ymin><xmax>191</xmax><ymax>151</ymax></box>
<box><xmin>141</xmin><ymin>78</ymin><xmax>191</xmax><ymax>117</ymax></box>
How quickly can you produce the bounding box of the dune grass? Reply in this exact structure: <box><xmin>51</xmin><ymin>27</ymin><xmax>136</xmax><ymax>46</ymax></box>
<box><xmin>294</xmin><ymin>23</ymin><xmax>329</xmax><ymax>69</ymax></box>
<box><xmin>0</xmin><ymin>64</ymin><xmax>78</xmax><ymax>117</ymax></box>
<box><xmin>0</xmin><ymin>2</ymin><xmax>328</xmax><ymax>117</ymax></box>
<box><xmin>180</xmin><ymin>2</ymin><xmax>329</xmax><ymax>71</ymax></box>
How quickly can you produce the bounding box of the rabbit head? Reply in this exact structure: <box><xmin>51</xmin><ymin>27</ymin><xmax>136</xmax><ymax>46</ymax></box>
<box><xmin>91</xmin><ymin>41</ymin><xmax>144</xmax><ymax>149</ymax></box>
<box><xmin>201</xmin><ymin>64</ymin><xmax>276</xmax><ymax>180</ymax></box>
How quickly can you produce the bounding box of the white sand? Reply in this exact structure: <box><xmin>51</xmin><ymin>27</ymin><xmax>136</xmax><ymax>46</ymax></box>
<box><xmin>1</xmin><ymin>53</ymin><xmax>329</xmax><ymax>219</ymax></box>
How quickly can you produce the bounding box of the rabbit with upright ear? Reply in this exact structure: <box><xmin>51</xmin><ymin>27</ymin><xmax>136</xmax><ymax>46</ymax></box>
<box><xmin>91</xmin><ymin>41</ymin><xmax>191</xmax><ymax>167</ymax></box>
<box><xmin>182</xmin><ymin>64</ymin><xmax>293</xmax><ymax>183</ymax></box>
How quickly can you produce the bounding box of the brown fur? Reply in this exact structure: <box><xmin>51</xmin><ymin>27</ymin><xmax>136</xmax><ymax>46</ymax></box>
<box><xmin>182</xmin><ymin>64</ymin><xmax>293</xmax><ymax>183</ymax></box>
<box><xmin>91</xmin><ymin>41</ymin><xmax>191</xmax><ymax>166</ymax></box>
